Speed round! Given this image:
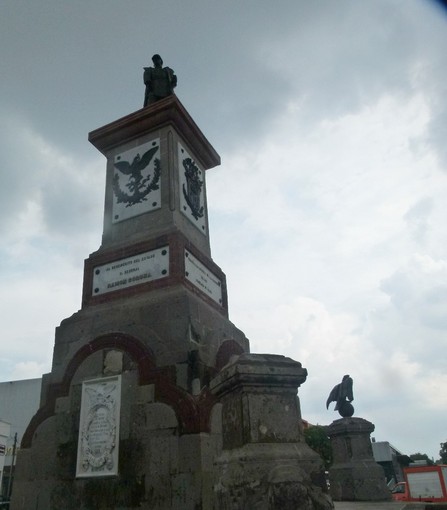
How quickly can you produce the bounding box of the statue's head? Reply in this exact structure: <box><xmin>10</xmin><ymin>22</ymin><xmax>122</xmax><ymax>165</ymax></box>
<box><xmin>152</xmin><ymin>54</ymin><xmax>163</xmax><ymax>66</ymax></box>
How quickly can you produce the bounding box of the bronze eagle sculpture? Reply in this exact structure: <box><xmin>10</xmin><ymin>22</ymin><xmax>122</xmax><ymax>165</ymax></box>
<box><xmin>326</xmin><ymin>374</ymin><xmax>354</xmax><ymax>417</ymax></box>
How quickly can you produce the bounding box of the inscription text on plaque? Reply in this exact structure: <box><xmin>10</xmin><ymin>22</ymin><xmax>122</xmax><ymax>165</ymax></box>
<box><xmin>185</xmin><ymin>250</ymin><xmax>222</xmax><ymax>305</ymax></box>
<box><xmin>76</xmin><ymin>375</ymin><xmax>121</xmax><ymax>478</ymax></box>
<box><xmin>92</xmin><ymin>247</ymin><xmax>169</xmax><ymax>296</ymax></box>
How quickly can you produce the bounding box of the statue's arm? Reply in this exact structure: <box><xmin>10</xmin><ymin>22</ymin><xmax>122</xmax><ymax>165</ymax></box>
<box><xmin>143</xmin><ymin>67</ymin><xmax>152</xmax><ymax>86</ymax></box>
<box><xmin>165</xmin><ymin>67</ymin><xmax>177</xmax><ymax>89</ymax></box>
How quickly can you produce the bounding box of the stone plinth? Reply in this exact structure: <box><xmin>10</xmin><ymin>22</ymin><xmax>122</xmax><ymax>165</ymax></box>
<box><xmin>326</xmin><ymin>417</ymin><xmax>390</xmax><ymax>501</ymax></box>
<box><xmin>210</xmin><ymin>353</ymin><xmax>333</xmax><ymax>510</ymax></box>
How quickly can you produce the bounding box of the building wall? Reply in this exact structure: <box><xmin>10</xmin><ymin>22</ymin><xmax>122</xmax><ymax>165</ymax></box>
<box><xmin>0</xmin><ymin>378</ymin><xmax>41</xmax><ymax>498</ymax></box>
<box><xmin>372</xmin><ymin>440</ymin><xmax>408</xmax><ymax>483</ymax></box>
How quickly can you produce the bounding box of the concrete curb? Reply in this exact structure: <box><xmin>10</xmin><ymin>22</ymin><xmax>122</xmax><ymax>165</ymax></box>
<box><xmin>333</xmin><ymin>503</ymin><xmax>447</xmax><ymax>510</ymax></box>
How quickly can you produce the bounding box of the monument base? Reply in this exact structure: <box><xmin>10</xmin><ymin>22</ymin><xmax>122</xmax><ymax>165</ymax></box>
<box><xmin>215</xmin><ymin>444</ymin><xmax>333</xmax><ymax>510</ymax></box>
<box><xmin>326</xmin><ymin>417</ymin><xmax>391</xmax><ymax>501</ymax></box>
<box><xmin>211</xmin><ymin>354</ymin><xmax>334</xmax><ymax>510</ymax></box>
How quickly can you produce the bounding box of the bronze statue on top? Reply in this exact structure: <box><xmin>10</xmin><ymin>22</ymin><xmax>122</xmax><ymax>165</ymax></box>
<box><xmin>143</xmin><ymin>54</ymin><xmax>177</xmax><ymax>106</ymax></box>
<box><xmin>326</xmin><ymin>374</ymin><xmax>354</xmax><ymax>417</ymax></box>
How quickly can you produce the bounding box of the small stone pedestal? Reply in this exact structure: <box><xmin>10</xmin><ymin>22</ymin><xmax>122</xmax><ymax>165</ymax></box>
<box><xmin>326</xmin><ymin>417</ymin><xmax>390</xmax><ymax>501</ymax></box>
<box><xmin>210</xmin><ymin>353</ymin><xmax>333</xmax><ymax>510</ymax></box>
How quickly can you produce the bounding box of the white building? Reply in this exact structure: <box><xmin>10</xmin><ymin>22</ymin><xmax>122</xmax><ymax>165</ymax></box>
<box><xmin>0</xmin><ymin>420</ymin><xmax>11</xmax><ymax>498</ymax></box>
<box><xmin>0</xmin><ymin>378</ymin><xmax>41</xmax><ymax>499</ymax></box>
<box><xmin>372</xmin><ymin>440</ymin><xmax>410</xmax><ymax>484</ymax></box>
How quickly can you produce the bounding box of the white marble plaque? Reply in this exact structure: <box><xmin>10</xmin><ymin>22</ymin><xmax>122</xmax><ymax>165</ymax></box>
<box><xmin>185</xmin><ymin>250</ymin><xmax>222</xmax><ymax>305</ymax></box>
<box><xmin>178</xmin><ymin>143</ymin><xmax>207</xmax><ymax>234</ymax></box>
<box><xmin>112</xmin><ymin>139</ymin><xmax>161</xmax><ymax>223</ymax></box>
<box><xmin>92</xmin><ymin>247</ymin><xmax>169</xmax><ymax>296</ymax></box>
<box><xmin>76</xmin><ymin>375</ymin><xmax>121</xmax><ymax>478</ymax></box>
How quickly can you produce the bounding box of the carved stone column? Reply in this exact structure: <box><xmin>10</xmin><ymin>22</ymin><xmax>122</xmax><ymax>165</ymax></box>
<box><xmin>326</xmin><ymin>417</ymin><xmax>391</xmax><ymax>501</ymax></box>
<box><xmin>210</xmin><ymin>353</ymin><xmax>333</xmax><ymax>510</ymax></box>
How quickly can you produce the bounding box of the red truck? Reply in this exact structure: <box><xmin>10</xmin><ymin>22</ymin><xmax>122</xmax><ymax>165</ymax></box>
<box><xmin>392</xmin><ymin>465</ymin><xmax>447</xmax><ymax>503</ymax></box>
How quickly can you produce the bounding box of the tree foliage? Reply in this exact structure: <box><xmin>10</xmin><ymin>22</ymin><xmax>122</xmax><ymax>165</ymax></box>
<box><xmin>304</xmin><ymin>425</ymin><xmax>333</xmax><ymax>470</ymax></box>
<box><xmin>409</xmin><ymin>452</ymin><xmax>434</xmax><ymax>465</ymax></box>
<box><xmin>439</xmin><ymin>441</ymin><xmax>447</xmax><ymax>464</ymax></box>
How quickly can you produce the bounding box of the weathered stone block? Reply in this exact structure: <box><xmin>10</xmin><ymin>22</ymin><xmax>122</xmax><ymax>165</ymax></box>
<box><xmin>326</xmin><ymin>417</ymin><xmax>391</xmax><ymax>501</ymax></box>
<box><xmin>211</xmin><ymin>354</ymin><xmax>333</xmax><ymax>509</ymax></box>
<box><xmin>136</xmin><ymin>383</ymin><xmax>155</xmax><ymax>403</ymax></box>
<box><xmin>146</xmin><ymin>402</ymin><xmax>178</xmax><ymax>431</ymax></box>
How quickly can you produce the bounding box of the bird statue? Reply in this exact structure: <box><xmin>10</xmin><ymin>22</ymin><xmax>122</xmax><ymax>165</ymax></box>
<box><xmin>326</xmin><ymin>374</ymin><xmax>354</xmax><ymax>417</ymax></box>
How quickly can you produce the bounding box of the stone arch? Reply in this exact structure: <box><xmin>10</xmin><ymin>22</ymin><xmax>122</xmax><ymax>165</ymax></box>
<box><xmin>215</xmin><ymin>339</ymin><xmax>245</xmax><ymax>371</ymax></box>
<box><xmin>22</xmin><ymin>332</ymin><xmax>216</xmax><ymax>447</ymax></box>
<box><xmin>22</xmin><ymin>333</ymin><xmax>156</xmax><ymax>448</ymax></box>
<box><xmin>63</xmin><ymin>332</ymin><xmax>157</xmax><ymax>386</ymax></box>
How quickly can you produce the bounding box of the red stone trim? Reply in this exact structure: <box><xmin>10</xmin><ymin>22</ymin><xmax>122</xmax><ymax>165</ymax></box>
<box><xmin>21</xmin><ymin>333</ymin><xmax>216</xmax><ymax>448</ymax></box>
<box><xmin>82</xmin><ymin>232</ymin><xmax>228</xmax><ymax>315</ymax></box>
<box><xmin>149</xmin><ymin>370</ymin><xmax>216</xmax><ymax>435</ymax></box>
<box><xmin>88</xmin><ymin>95</ymin><xmax>220</xmax><ymax>171</ymax></box>
<box><xmin>215</xmin><ymin>340</ymin><xmax>246</xmax><ymax>371</ymax></box>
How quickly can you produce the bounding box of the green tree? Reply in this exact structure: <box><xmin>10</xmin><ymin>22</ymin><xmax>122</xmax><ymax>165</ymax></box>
<box><xmin>304</xmin><ymin>425</ymin><xmax>333</xmax><ymax>470</ymax></box>
<box><xmin>439</xmin><ymin>441</ymin><xmax>447</xmax><ymax>464</ymax></box>
<box><xmin>409</xmin><ymin>452</ymin><xmax>434</xmax><ymax>465</ymax></box>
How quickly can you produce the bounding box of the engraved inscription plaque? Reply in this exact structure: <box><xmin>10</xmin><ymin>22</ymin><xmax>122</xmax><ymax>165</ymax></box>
<box><xmin>92</xmin><ymin>246</ymin><xmax>169</xmax><ymax>296</ymax></box>
<box><xmin>185</xmin><ymin>250</ymin><xmax>222</xmax><ymax>305</ymax></box>
<box><xmin>76</xmin><ymin>375</ymin><xmax>121</xmax><ymax>478</ymax></box>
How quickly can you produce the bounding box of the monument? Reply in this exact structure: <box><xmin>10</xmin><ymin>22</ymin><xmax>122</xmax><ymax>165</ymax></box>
<box><xmin>325</xmin><ymin>376</ymin><xmax>391</xmax><ymax>501</ymax></box>
<box><xmin>10</xmin><ymin>56</ymin><xmax>332</xmax><ymax>509</ymax></box>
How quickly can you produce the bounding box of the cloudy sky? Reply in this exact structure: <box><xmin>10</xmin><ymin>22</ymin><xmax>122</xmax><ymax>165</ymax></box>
<box><xmin>1</xmin><ymin>0</ymin><xmax>446</xmax><ymax>460</ymax></box>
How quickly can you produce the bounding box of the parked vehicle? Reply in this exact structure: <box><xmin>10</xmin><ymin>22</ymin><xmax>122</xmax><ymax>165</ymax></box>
<box><xmin>391</xmin><ymin>465</ymin><xmax>447</xmax><ymax>502</ymax></box>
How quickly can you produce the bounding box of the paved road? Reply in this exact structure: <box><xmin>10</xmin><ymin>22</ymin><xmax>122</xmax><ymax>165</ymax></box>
<box><xmin>334</xmin><ymin>502</ymin><xmax>426</xmax><ymax>510</ymax></box>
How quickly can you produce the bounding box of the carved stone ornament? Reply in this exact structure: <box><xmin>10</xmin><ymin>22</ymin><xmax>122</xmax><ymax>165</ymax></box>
<box><xmin>182</xmin><ymin>157</ymin><xmax>204</xmax><ymax>219</ymax></box>
<box><xmin>112</xmin><ymin>139</ymin><xmax>161</xmax><ymax>223</ymax></box>
<box><xmin>76</xmin><ymin>375</ymin><xmax>121</xmax><ymax>478</ymax></box>
<box><xmin>178</xmin><ymin>143</ymin><xmax>207</xmax><ymax>234</ymax></box>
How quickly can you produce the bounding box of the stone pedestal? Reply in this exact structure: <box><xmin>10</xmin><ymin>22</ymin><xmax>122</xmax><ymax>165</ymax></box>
<box><xmin>211</xmin><ymin>354</ymin><xmax>333</xmax><ymax>510</ymax></box>
<box><xmin>326</xmin><ymin>417</ymin><xmax>390</xmax><ymax>501</ymax></box>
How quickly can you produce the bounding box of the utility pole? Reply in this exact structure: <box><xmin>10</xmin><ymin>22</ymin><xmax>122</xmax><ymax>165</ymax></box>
<box><xmin>6</xmin><ymin>433</ymin><xmax>17</xmax><ymax>501</ymax></box>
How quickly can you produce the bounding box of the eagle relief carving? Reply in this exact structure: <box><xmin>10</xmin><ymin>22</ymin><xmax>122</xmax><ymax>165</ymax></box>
<box><xmin>112</xmin><ymin>140</ymin><xmax>161</xmax><ymax>223</ymax></box>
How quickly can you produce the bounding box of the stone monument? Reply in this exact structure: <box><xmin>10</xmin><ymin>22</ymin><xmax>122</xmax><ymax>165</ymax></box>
<box><xmin>325</xmin><ymin>376</ymin><xmax>391</xmax><ymax>501</ymax></box>
<box><xmin>10</xmin><ymin>58</ymin><xmax>332</xmax><ymax>510</ymax></box>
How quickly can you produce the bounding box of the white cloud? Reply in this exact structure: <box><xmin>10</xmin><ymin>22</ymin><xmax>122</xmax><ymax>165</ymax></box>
<box><xmin>208</xmin><ymin>80</ymin><xmax>447</xmax><ymax>458</ymax></box>
<box><xmin>381</xmin><ymin>254</ymin><xmax>447</xmax><ymax>330</ymax></box>
<box><xmin>0</xmin><ymin>115</ymin><xmax>104</xmax><ymax>381</ymax></box>
<box><xmin>1</xmin><ymin>0</ymin><xmax>447</xmax><ymax>461</ymax></box>
<box><xmin>0</xmin><ymin>113</ymin><xmax>104</xmax><ymax>257</ymax></box>
<box><xmin>10</xmin><ymin>362</ymin><xmax>47</xmax><ymax>382</ymax></box>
